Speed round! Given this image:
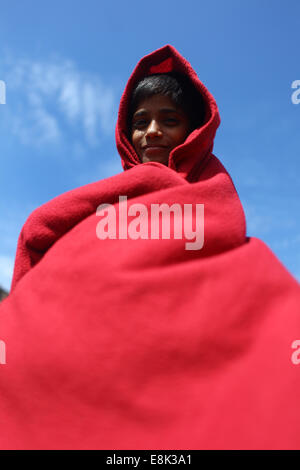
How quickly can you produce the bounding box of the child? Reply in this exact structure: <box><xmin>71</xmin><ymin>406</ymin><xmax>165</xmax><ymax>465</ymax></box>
<box><xmin>0</xmin><ymin>44</ymin><xmax>299</xmax><ymax>450</ymax></box>
<box><xmin>129</xmin><ymin>72</ymin><xmax>205</xmax><ymax>166</ymax></box>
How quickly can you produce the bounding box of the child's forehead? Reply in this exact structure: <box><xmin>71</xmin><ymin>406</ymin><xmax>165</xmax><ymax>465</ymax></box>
<box><xmin>132</xmin><ymin>94</ymin><xmax>182</xmax><ymax>114</ymax></box>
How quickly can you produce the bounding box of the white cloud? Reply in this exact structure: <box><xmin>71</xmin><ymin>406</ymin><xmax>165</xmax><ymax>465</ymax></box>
<box><xmin>59</xmin><ymin>77</ymin><xmax>81</xmax><ymax>121</ymax></box>
<box><xmin>2</xmin><ymin>55</ymin><xmax>117</xmax><ymax>148</ymax></box>
<box><xmin>0</xmin><ymin>255</ymin><xmax>14</xmax><ymax>292</ymax></box>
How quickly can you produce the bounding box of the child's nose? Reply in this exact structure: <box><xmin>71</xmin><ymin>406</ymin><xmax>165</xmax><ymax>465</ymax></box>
<box><xmin>145</xmin><ymin>120</ymin><xmax>162</xmax><ymax>137</ymax></box>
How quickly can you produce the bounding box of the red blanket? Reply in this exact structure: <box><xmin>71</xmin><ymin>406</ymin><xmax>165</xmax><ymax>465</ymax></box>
<box><xmin>0</xmin><ymin>44</ymin><xmax>299</xmax><ymax>450</ymax></box>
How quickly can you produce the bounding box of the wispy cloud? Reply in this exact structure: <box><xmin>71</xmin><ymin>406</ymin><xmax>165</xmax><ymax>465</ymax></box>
<box><xmin>2</xmin><ymin>54</ymin><xmax>117</xmax><ymax>148</ymax></box>
<box><xmin>0</xmin><ymin>255</ymin><xmax>14</xmax><ymax>292</ymax></box>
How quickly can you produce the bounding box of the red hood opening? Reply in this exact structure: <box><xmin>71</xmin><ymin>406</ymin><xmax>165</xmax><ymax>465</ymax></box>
<box><xmin>116</xmin><ymin>44</ymin><xmax>221</xmax><ymax>180</ymax></box>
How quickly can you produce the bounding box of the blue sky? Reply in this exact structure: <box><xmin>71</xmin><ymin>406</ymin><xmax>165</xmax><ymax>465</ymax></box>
<box><xmin>0</xmin><ymin>0</ymin><xmax>299</xmax><ymax>290</ymax></box>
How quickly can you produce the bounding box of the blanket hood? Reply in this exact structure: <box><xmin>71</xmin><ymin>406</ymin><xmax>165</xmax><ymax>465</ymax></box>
<box><xmin>116</xmin><ymin>44</ymin><xmax>221</xmax><ymax>180</ymax></box>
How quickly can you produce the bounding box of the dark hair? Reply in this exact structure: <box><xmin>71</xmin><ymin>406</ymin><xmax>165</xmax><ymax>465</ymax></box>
<box><xmin>128</xmin><ymin>72</ymin><xmax>206</xmax><ymax>133</ymax></box>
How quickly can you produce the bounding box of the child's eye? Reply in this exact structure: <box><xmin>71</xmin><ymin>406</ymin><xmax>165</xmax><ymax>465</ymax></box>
<box><xmin>133</xmin><ymin>120</ymin><xmax>147</xmax><ymax>128</ymax></box>
<box><xmin>165</xmin><ymin>118</ymin><xmax>178</xmax><ymax>124</ymax></box>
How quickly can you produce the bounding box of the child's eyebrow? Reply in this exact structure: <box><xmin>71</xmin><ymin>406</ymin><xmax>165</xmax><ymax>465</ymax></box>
<box><xmin>132</xmin><ymin>110</ymin><xmax>147</xmax><ymax>118</ymax></box>
<box><xmin>133</xmin><ymin>108</ymin><xmax>179</xmax><ymax>118</ymax></box>
<box><xmin>159</xmin><ymin>108</ymin><xmax>179</xmax><ymax>114</ymax></box>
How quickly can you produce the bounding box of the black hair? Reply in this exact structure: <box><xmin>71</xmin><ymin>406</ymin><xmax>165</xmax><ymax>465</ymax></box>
<box><xmin>128</xmin><ymin>72</ymin><xmax>206</xmax><ymax>133</ymax></box>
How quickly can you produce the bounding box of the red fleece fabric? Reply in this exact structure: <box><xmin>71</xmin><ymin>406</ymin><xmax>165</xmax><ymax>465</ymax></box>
<box><xmin>0</xmin><ymin>45</ymin><xmax>300</xmax><ymax>450</ymax></box>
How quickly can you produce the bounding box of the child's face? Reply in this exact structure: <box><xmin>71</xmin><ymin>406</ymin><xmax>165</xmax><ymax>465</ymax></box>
<box><xmin>131</xmin><ymin>94</ymin><xmax>190</xmax><ymax>166</ymax></box>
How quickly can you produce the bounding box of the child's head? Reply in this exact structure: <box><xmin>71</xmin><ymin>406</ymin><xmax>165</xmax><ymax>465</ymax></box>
<box><xmin>128</xmin><ymin>72</ymin><xmax>206</xmax><ymax>166</ymax></box>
